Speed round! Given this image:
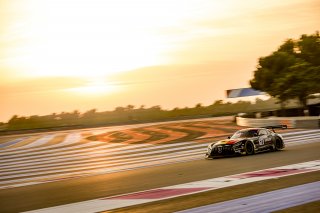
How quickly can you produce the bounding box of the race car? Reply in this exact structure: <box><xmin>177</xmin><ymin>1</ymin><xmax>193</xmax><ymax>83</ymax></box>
<box><xmin>205</xmin><ymin>125</ymin><xmax>286</xmax><ymax>159</ymax></box>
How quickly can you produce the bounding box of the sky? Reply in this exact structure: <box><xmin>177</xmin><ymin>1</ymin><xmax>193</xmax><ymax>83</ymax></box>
<box><xmin>0</xmin><ymin>0</ymin><xmax>319</xmax><ymax>122</ymax></box>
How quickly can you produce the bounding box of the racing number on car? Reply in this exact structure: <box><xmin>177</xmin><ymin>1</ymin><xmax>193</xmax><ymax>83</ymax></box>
<box><xmin>259</xmin><ymin>138</ymin><xmax>264</xmax><ymax>145</ymax></box>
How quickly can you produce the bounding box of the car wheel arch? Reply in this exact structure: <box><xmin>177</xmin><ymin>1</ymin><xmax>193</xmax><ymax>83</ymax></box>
<box><xmin>274</xmin><ymin>136</ymin><xmax>284</xmax><ymax>150</ymax></box>
<box><xmin>244</xmin><ymin>140</ymin><xmax>255</xmax><ymax>155</ymax></box>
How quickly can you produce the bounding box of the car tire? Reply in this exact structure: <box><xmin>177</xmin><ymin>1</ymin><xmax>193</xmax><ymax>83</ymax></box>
<box><xmin>205</xmin><ymin>154</ymin><xmax>211</xmax><ymax>159</ymax></box>
<box><xmin>269</xmin><ymin>145</ymin><xmax>275</xmax><ymax>152</ymax></box>
<box><xmin>275</xmin><ymin>138</ymin><xmax>283</xmax><ymax>151</ymax></box>
<box><xmin>245</xmin><ymin>141</ymin><xmax>255</xmax><ymax>155</ymax></box>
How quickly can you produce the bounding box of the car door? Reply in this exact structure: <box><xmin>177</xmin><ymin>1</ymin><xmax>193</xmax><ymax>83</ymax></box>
<box><xmin>258</xmin><ymin>129</ymin><xmax>269</xmax><ymax>149</ymax></box>
<box><xmin>264</xmin><ymin>130</ymin><xmax>274</xmax><ymax>146</ymax></box>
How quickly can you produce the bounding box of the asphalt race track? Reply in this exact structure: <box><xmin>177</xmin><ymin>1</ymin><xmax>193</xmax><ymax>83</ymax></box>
<box><xmin>0</xmin><ymin>117</ymin><xmax>319</xmax><ymax>213</ymax></box>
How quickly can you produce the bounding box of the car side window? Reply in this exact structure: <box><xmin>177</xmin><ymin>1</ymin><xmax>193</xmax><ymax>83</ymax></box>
<box><xmin>259</xmin><ymin>130</ymin><xmax>268</xmax><ymax>136</ymax></box>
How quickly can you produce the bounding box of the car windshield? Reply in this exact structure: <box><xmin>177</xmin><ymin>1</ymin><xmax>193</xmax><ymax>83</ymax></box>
<box><xmin>231</xmin><ymin>130</ymin><xmax>258</xmax><ymax>139</ymax></box>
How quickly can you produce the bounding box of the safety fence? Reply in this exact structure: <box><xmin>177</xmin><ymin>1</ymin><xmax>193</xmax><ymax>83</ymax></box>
<box><xmin>236</xmin><ymin>116</ymin><xmax>320</xmax><ymax>129</ymax></box>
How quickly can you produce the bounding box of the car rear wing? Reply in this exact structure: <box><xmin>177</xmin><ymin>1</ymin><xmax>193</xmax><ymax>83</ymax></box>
<box><xmin>261</xmin><ymin>125</ymin><xmax>287</xmax><ymax>132</ymax></box>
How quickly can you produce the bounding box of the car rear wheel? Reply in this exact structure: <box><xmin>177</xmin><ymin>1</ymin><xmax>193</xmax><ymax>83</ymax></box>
<box><xmin>275</xmin><ymin>138</ymin><xmax>283</xmax><ymax>151</ymax></box>
<box><xmin>245</xmin><ymin>141</ymin><xmax>255</xmax><ymax>155</ymax></box>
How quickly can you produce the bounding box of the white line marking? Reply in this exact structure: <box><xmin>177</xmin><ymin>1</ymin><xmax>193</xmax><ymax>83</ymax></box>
<box><xmin>0</xmin><ymin>148</ymin><xmax>205</xmax><ymax>179</ymax></box>
<box><xmin>0</xmin><ymin>142</ymin><xmax>196</xmax><ymax>165</ymax></box>
<box><xmin>0</xmin><ymin>130</ymin><xmax>319</xmax><ymax>190</ymax></box>
<box><xmin>281</xmin><ymin>129</ymin><xmax>320</xmax><ymax>136</ymax></box>
<box><xmin>0</xmin><ymin>153</ymin><xmax>203</xmax><ymax>188</ymax></box>
<box><xmin>17</xmin><ymin>134</ymin><xmax>57</xmax><ymax>149</ymax></box>
<box><xmin>284</xmin><ymin>133</ymin><xmax>320</xmax><ymax>141</ymax></box>
<box><xmin>0</xmin><ymin>139</ymin><xmax>105</xmax><ymax>156</ymax></box>
<box><xmin>0</xmin><ymin>133</ymin><xmax>82</xmax><ymax>152</ymax></box>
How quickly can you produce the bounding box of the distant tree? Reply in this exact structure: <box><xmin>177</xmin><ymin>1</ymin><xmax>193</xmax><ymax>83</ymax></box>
<box><xmin>284</xmin><ymin>62</ymin><xmax>320</xmax><ymax>108</ymax></box>
<box><xmin>150</xmin><ymin>105</ymin><xmax>162</xmax><ymax>111</ymax></box>
<box><xmin>278</xmin><ymin>39</ymin><xmax>295</xmax><ymax>54</ymax></box>
<box><xmin>250</xmin><ymin>31</ymin><xmax>320</xmax><ymax>111</ymax></box>
<box><xmin>297</xmin><ymin>32</ymin><xmax>320</xmax><ymax>66</ymax></box>
<box><xmin>82</xmin><ymin>109</ymin><xmax>97</xmax><ymax>118</ymax></box>
<box><xmin>72</xmin><ymin>110</ymin><xmax>80</xmax><ymax>116</ymax></box>
<box><xmin>8</xmin><ymin>115</ymin><xmax>19</xmax><ymax>124</ymax></box>
<box><xmin>114</xmin><ymin>107</ymin><xmax>125</xmax><ymax>112</ymax></box>
<box><xmin>213</xmin><ymin>100</ymin><xmax>223</xmax><ymax>105</ymax></box>
<box><xmin>125</xmin><ymin>105</ymin><xmax>135</xmax><ymax>111</ymax></box>
<box><xmin>250</xmin><ymin>52</ymin><xmax>297</xmax><ymax>106</ymax></box>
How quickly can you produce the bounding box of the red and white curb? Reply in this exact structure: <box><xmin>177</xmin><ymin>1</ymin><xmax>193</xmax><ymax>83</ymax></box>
<box><xmin>25</xmin><ymin>160</ymin><xmax>320</xmax><ymax>213</ymax></box>
<box><xmin>178</xmin><ymin>181</ymin><xmax>320</xmax><ymax>213</ymax></box>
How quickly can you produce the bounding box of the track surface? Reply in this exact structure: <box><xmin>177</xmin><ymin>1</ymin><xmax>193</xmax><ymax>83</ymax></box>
<box><xmin>0</xmin><ymin>118</ymin><xmax>319</xmax><ymax>212</ymax></box>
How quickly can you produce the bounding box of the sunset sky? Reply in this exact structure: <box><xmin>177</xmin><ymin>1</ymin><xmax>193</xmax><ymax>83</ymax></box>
<box><xmin>1</xmin><ymin>0</ymin><xmax>319</xmax><ymax>122</ymax></box>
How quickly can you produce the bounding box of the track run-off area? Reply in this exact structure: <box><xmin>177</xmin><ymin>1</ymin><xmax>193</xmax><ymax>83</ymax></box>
<box><xmin>0</xmin><ymin>117</ymin><xmax>319</xmax><ymax>212</ymax></box>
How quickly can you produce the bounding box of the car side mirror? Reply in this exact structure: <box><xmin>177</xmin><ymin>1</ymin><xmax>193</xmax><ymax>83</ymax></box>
<box><xmin>227</xmin><ymin>136</ymin><xmax>231</xmax><ymax>139</ymax></box>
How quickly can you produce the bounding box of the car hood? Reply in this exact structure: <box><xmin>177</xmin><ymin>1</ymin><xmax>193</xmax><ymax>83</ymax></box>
<box><xmin>214</xmin><ymin>138</ymin><xmax>244</xmax><ymax>145</ymax></box>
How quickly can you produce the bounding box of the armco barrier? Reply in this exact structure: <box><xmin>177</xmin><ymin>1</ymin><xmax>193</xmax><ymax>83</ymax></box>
<box><xmin>236</xmin><ymin>116</ymin><xmax>320</xmax><ymax>129</ymax></box>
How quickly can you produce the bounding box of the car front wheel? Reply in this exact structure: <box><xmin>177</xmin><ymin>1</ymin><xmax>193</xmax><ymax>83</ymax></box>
<box><xmin>245</xmin><ymin>141</ymin><xmax>255</xmax><ymax>155</ymax></box>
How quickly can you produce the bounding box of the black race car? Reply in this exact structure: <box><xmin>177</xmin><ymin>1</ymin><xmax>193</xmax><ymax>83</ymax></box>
<box><xmin>205</xmin><ymin>125</ymin><xmax>286</xmax><ymax>159</ymax></box>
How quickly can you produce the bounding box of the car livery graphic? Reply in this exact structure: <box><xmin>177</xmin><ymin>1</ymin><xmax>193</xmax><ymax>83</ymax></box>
<box><xmin>205</xmin><ymin>125</ymin><xmax>287</xmax><ymax>158</ymax></box>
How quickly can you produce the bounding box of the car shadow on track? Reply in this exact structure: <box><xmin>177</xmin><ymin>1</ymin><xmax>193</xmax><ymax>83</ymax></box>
<box><xmin>205</xmin><ymin>149</ymin><xmax>287</xmax><ymax>160</ymax></box>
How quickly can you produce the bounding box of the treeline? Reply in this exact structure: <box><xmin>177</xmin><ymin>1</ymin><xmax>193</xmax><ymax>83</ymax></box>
<box><xmin>4</xmin><ymin>98</ymin><xmax>279</xmax><ymax>131</ymax></box>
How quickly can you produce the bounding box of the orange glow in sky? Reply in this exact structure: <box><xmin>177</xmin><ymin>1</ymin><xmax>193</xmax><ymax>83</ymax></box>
<box><xmin>66</xmin><ymin>78</ymin><xmax>118</xmax><ymax>96</ymax></box>
<box><xmin>1</xmin><ymin>0</ymin><xmax>319</xmax><ymax>121</ymax></box>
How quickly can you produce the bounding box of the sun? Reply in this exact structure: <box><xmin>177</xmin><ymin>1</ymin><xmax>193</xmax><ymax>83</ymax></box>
<box><xmin>66</xmin><ymin>79</ymin><xmax>118</xmax><ymax>96</ymax></box>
